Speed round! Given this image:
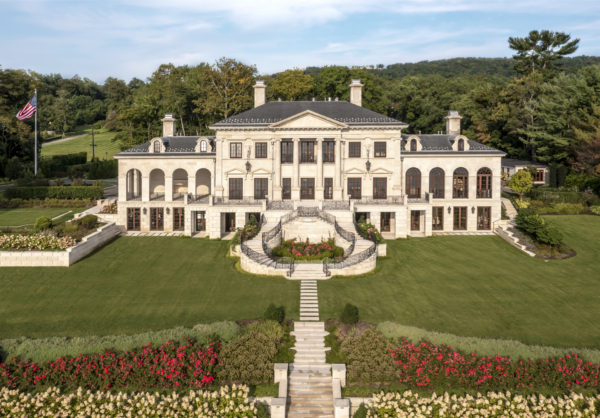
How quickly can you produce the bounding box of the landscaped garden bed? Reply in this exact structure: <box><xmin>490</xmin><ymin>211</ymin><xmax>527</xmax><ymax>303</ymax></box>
<box><xmin>272</xmin><ymin>238</ymin><xmax>344</xmax><ymax>261</ymax></box>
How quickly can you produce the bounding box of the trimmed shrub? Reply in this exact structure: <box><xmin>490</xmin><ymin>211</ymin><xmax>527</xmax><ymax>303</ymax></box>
<box><xmin>33</xmin><ymin>216</ymin><xmax>52</xmax><ymax>231</ymax></box>
<box><xmin>263</xmin><ymin>304</ymin><xmax>285</xmax><ymax>324</ymax></box>
<box><xmin>341</xmin><ymin>329</ymin><xmax>398</xmax><ymax>385</ymax></box>
<box><xmin>4</xmin><ymin>186</ymin><xmax>103</xmax><ymax>200</ymax></box>
<box><xmin>77</xmin><ymin>214</ymin><xmax>98</xmax><ymax>229</ymax></box>
<box><xmin>341</xmin><ymin>303</ymin><xmax>359</xmax><ymax>325</ymax></box>
<box><xmin>88</xmin><ymin>159</ymin><xmax>117</xmax><ymax>179</ymax></box>
<box><xmin>515</xmin><ymin>208</ymin><xmax>563</xmax><ymax>247</ymax></box>
<box><xmin>353</xmin><ymin>404</ymin><xmax>368</xmax><ymax>418</ymax></box>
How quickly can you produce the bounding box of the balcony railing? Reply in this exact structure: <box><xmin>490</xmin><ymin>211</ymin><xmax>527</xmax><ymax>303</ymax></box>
<box><xmin>173</xmin><ymin>192</ymin><xmax>185</xmax><ymax>201</ymax></box>
<box><xmin>213</xmin><ymin>197</ymin><xmax>263</xmax><ymax>206</ymax></box>
<box><xmin>126</xmin><ymin>194</ymin><xmax>141</xmax><ymax>201</ymax></box>
<box><xmin>150</xmin><ymin>192</ymin><xmax>165</xmax><ymax>201</ymax></box>
<box><xmin>477</xmin><ymin>189</ymin><xmax>492</xmax><ymax>198</ymax></box>
<box><xmin>354</xmin><ymin>195</ymin><xmax>404</xmax><ymax>205</ymax></box>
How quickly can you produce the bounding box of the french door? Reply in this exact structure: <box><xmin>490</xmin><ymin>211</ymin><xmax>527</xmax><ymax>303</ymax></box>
<box><xmin>173</xmin><ymin>208</ymin><xmax>184</xmax><ymax>231</ymax></box>
<box><xmin>347</xmin><ymin>178</ymin><xmax>361</xmax><ymax>199</ymax></box>
<box><xmin>380</xmin><ymin>212</ymin><xmax>391</xmax><ymax>232</ymax></box>
<box><xmin>127</xmin><ymin>208</ymin><xmax>140</xmax><ymax>231</ymax></box>
<box><xmin>150</xmin><ymin>208</ymin><xmax>164</xmax><ymax>231</ymax></box>
<box><xmin>195</xmin><ymin>211</ymin><xmax>206</xmax><ymax>231</ymax></box>
<box><xmin>477</xmin><ymin>207</ymin><xmax>491</xmax><ymax>230</ymax></box>
<box><xmin>432</xmin><ymin>206</ymin><xmax>444</xmax><ymax>231</ymax></box>
<box><xmin>300</xmin><ymin>178</ymin><xmax>315</xmax><ymax>199</ymax></box>
<box><xmin>410</xmin><ymin>211</ymin><xmax>420</xmax><ymax>231</ymax></box>
<box><xmin>453</xmin><ymin>207</ymin><xmax>467</xmax><ymax>230</ymax></box>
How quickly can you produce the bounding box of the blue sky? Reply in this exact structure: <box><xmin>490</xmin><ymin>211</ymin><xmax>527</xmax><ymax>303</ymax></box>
<box><xmin>1</xmin><ymin>0</ymin><xmax>599</xmax><ymax>83</ymax></box>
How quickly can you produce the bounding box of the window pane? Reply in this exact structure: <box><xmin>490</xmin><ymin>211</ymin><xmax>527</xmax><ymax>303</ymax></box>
<box><xmin>282</xmin><ymin>178</ymin><xmax>291</xmax><ymax>200</ymax></box>
<box><xmin>324</xmin><ymin>178</ymin><xmax>333</xmax><ymax>199</ymax></box>
<box><xmin>374</xmin><ymin>142</ymin><xmax>386</xmax><ymax>157</ymax></box>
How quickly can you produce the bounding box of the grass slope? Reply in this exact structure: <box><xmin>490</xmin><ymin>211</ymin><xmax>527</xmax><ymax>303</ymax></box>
<box><xmin>320</xmin><ymin>215</ymin><xmax>600</xmax><ymax>349</ymax></box>
<box><xmin>0</xmin><ymin>208</ymin><xmax>85</xmax><ymax>227</ymax></box>
<box><xmin>42</xmin><ymin>129</ymin><xmax>120</xmax><ymax>161</ymax></box>
<box><xmin>0</xmin><ymin>237</ymin><xmax>299</xmax><ymax>339</ymax></box>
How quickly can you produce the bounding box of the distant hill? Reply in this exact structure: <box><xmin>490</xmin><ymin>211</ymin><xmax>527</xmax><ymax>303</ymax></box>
<box><xmin>306</xmin><ymin>56</ymin><xmax>600</xmax><ymax>79</ymax></box>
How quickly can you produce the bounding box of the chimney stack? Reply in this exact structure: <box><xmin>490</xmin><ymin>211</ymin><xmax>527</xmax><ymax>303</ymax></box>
<box><xmin>349</xmin><ymin>79</ymin><xmax>363</xmax><ymax>107</ymax></box>
<box><xmin>445</xmin><ymin>110</ymin><xmax>462</xmax><ymax>135</ymax></box>
<box><xmin>253</xmin><ymin>80</ymin><xmax>266</xmax><ymax>108</ymax></box>
<box><xmin>161</xmin><ymin>113</ymin><xmax>176</xmax><ymax>137</ymax></box>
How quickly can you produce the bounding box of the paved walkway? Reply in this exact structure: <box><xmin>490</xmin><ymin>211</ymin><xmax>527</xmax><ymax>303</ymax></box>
<box><xmin>289</xmin><ymin>279</ymin><xmax>334</xmax><ymax>417</ymax></box>
<box><xmin>42</xmin><ymin>133</ymin><xmax>86</xmax><ymax>147</ymax></box>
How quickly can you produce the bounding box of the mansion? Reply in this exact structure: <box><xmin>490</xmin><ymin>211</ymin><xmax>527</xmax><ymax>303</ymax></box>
<box><xmin>115</xmin><ymin>80</ymin><xmax>505</xmax><ymax>239</ymax></box>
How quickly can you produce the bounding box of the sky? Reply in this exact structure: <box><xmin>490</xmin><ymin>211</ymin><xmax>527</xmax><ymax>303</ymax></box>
<box><xmin>1</xmin><ymin>0</ymin><xmax>599</xmax><ymax>83</ymax></box>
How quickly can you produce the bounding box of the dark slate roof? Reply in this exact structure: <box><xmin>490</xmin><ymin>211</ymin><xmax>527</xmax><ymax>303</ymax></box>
<box><xmin>401</xmin><ymin>134</ymin><xmax>504</xmax><ymax>154</ymax></box>
<box><xmin>117</xmin><ymin>136</ymin><xmax>215</xmax><ymax>155</ymax></box>
<box><xmin>211</xmin><ymin>101</ymin><xmax>406</xmax><ymax>127</ymax></box>
<box><xmin>502</xmin><ymin>158</ymin><xmax>547</xmax><ymax>167</ymax></box>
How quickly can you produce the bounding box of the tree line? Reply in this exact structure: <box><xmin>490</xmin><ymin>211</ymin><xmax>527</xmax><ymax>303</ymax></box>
<box><xmin>1</xmin><ymin>30</ymin><xmax>599</xmax><ymax>182</ymax></box>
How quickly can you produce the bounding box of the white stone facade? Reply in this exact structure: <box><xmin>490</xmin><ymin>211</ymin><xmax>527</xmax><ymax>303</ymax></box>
<box><xmin>114</xmin><ymin>81</ymin><xmax>505</xmax><ymax>239</ymax></box>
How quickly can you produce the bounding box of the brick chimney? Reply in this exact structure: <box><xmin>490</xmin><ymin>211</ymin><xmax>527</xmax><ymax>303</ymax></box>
<box><xmin>161</xmin><ymin>113</ymin><xmax>176</xmax><ymax>137</ymax></box>
<box><xmin>253</xmin><ymin>80</ymin><xmax>266</xmax><ymax>107</ymax></box>
<box><xmin>349</xmin><ymin>79</ymin><xmax>363</xmax><ymax>107</ymax></box>
<box><xmin>445</xmin><ymin>110</ymin><xmax>462</xmax><ymax>135</ymax></box>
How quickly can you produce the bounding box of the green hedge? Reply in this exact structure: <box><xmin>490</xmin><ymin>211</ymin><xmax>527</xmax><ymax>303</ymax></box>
<box><xmin>515</xmin><ymin>209</ymin><xmax>563</xmax><ymax>246</ymax></box>
<box><xmin>39</xmin><ymin>153</ymin><xmax>87</xmax><ymax>177</ymax></box>
<box><xmin>4</xmin><ymin>186</ymin><xmax>103</xmax><ymax>200</ymax></box>
<box><xmin>88</xmin><ymin>159</ymin><xmax>117</xmax><ymax>179</ymax></box>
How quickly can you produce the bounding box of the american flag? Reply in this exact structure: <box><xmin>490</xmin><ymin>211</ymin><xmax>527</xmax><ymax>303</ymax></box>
<box><xmin>16</xmin><ymin>93</ymin><xmax>37</xmax><ymax>120</ymax></box>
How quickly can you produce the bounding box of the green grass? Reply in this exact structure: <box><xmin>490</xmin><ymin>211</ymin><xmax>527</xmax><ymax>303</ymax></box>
<box><xmin>0</xmin><ymin>208</ymin><xmax>86</xmax><ymax>227</ymax></box>
<box><xmin>41</xmin><ymin>128</ymin><xmax>121</xmax><ymax>161</ymax></box>
<box><xmin>320</xmin><ymin>215</ymin><xmax>600</xmax><ymax>349</ymax></box>
<box><xmin>0</xmin><ymin>237</ymin><xmax>299</xmax><ymax>339</ymax></box>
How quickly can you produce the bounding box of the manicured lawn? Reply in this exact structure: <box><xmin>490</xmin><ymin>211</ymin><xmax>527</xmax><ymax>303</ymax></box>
<box><xmin>0</xmin><ymin>237</ymin><xmax>299</xmax><ymax>339</ymax></box>
<box><xmin>0</xmin><ymin>208</ymin><xmax>86</xmax><ymax>227</ymax></box>
<box><xmin>42</xmin><ymin>129</ymin><xmax>121</xmax><ymax>161</ymax></box>
<box><xmin>320</xmin><ymin>215</ymin><xmax>600</xmax><ymax>349</ymax></box>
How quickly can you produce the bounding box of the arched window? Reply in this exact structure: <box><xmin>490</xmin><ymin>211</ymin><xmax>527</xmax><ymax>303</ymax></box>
<box><xmin>200</xmin><ymin>140</ymin><xmax>207</xmax><ymax>152</ymax></box>
<box><xmin>477</xmin><ymin>167</ymin><xmax>492</xmax><ymax>198</ymax></box>
<box><xmin>457</xmin><ymin>138</ymin><xmax>465</xmax><ymax>151</ymax></box>
<box><xmin>153</xmin><ymin>141</ymin><xmax>161</xmax><ymax>153</ymax></box>
<box><xmin>410</xmin><ymin>139</ymin><xmax>417</xmax><ymax>152</ymax></box>
<box><xmin>429</xmin><ymin>168</ymin><xmax>445</xmax><ymax>199</ymax></box>
<box><xmin>406</xmin><ymin>168</ymin><xmax>421</xmax><ymax>198</ymax></box>
<box><xmin>453</xmin><ymin>167</ymin><xmax>468</xmax><ymax>198</ymax></box>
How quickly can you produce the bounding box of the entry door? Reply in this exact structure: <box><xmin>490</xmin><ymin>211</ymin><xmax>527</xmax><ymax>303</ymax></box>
<box><xmin>173</xmin><ymin>208</ymin><xmax>184</xmax><ymax>231</ymax></box>
<box><xmin>380</xmin><ymin>212</ymin><xmax>391</xmax><ymax>232</ymax></box>
<box><xmin>127</xmin><ymin>208</ymin><xmax>140</xmax><ymax>231</ymax></box>
<box><xmin>226</xmin><ymin>213</ymin><xmax>236</xmax><ymax>232</ymax></box>
<box><xmin>196</xmin><ymin>212</ymin><xmax>206</xmax><ymax>231</ymax></box>
<box><xmin>453</xmin><ymin>207</ymin><xmax>467</xmax><ymax>230</ymax></box>
<box><xmin>478</xmin><ymin>207</ymin><xmax>491</xmax><ymax>230</ymax></box>
<box><xmin>150</xmin><ymin>208</ymin><xmax>164</xmax><ymax>231</ymax></box>
<box><xmin>301</xmin><ymin>178</ymin><xmax>315</xmax><ymax>199</ymax></box>
<box><xmin>410</xmin><ymin>211</ymin><xmax>420</xmax><ymax>231</ymax></box>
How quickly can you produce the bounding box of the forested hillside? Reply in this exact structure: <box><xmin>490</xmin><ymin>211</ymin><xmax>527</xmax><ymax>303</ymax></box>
<box><xmin>1</xmin><ymin>32</ymin><xmax>599</xmax><ymax>185</ymax></box>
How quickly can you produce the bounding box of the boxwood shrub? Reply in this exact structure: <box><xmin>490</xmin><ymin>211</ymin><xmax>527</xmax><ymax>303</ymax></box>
<box><xmin>5</xmin><ymin>186</ymin><xmax>103</xmax><ymax>200</ymax></box>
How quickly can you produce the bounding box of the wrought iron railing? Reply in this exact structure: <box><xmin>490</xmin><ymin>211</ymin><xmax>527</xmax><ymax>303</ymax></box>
<box><xmin>353</xmin><ymin>195</ymin><xmax>404</xmax><ymax>205</ymax></box>
<box><xmin>322</xmin><ymin>200</ymin><xmax>350</xmax><ymax>210</ymax></box>
<box><xmin>150</xmin><ymin>192</ymin><xmax>165</xmax><ymax>201</ymax></box>
<box><xmin>213</xmin><ymin>197</ymin><xmax>262</xmax><ymax>205</ymax></box>
<box><xmin>267</xmin><ymin>200</ymin><xmax>294</xmax><ymax>210</ymax></box>
<box><xmin>322</xmin><ymin>241</ymin><xmax>377</xmax><ymax>277</ymax></box>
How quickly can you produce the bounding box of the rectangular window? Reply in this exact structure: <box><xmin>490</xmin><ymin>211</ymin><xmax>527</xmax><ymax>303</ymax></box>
<box><xmin>432</xmin><ymin>206</ymin><xmax>444</xmax><ymax>231</ymax></box>
<box><xmin>127</xmin><ymin>208</ymin><xmax>140</xmax><ymax>231</ymax></box>
<box><xmin>380</xmin><ymin>212</ymin><xmax>391</xmax><ymax>232</ymax></box>
<box><xmin>324</xmin><ymin>178</ymin><xmax>333</xmax><ymax>199</ymax></box>
<box><xmin>229</xmin><ymin>178</ymin><xmax>243</xmax><ymax>200</ymax></box>
<box><xmin>150</xmin><ymin>207</ymin><xmax>164</xmax><ymax>231</ymax></box>
<box><xmin>373</xmin><ymin>178</ymin><xmax>387</xmax><ymax>199</ymax></box>
<box><xmin>477</xmin><ymin>207</ymin><xmax>491</xmax><ymax>230</ymax></box>
<box><xmin>300</xmin><ymin>140</ymin><xmax>315</xmax><ymax>163</ymax></box>
<box><xmin>453</xmin><ymin>207</ymin><xmax>467</xmax><ymax>230</ymax></box>
<box><xmin>255</xmin><ymin>142</ymin><xmax>267</xmax><ymax>158</ymax></box>
<box><xmin>300</xmin><ymin>178</ymin><xmax>315</xmax><ymax>199</ymax></box>
<box><xmin>536</xmin><ymin>169</ymin><xmax>544</xmax><ymax>182</ymax></box>
<box><xmin>230</xmin><ymin>142</ymin><xmax>242</xmax><ymax>158</ymax></box>
<box><xmin>349</xmin><ymin>142</ymin><xmax>361</xmax><ymax>158</ymax></box>
<box><xmin>254</xmin><ymin>178</ymin><xmax>268</xmax><ymax>199</ymax></box>
<box><xmin>173</xmin><ymin>207</ymin><xmax>184</xmax><ymax>231</ymax></box>
<box><xmin>323</xmin><ymin>141</ymin><xmax>335</xmax><ymax>163</ymax></box>
<box><xmin>348</xmin><ymin>177</ymin><xmax>362</xmax><ymax>199</ymax></box>
<box><xmin>374</xmin><ymin>142</ymin><xmax>386</xmax><ymax>157</ymax></box>
<box><xmin>282</xmin><ymin>178</ymin><xmax>291</xmax><ymax>200</ymax></box>
<box><xmin>281</xmin><ymin>141</ymin><xmax>293</xmax><ymax>163</ymax></box>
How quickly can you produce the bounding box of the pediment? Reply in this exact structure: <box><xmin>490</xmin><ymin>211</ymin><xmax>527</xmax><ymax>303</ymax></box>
<box><xmin>252</xmin><ymin>168</ymin><xmax>271</xmax><ymax>175</ymax></box>
<box><xmin>371</xmin><ymin>167</ymin><xmax>393</xmax><ymax>175</ymax></box>
<box><xmin>269</xmin><ymin>110</ymin><xmax>348</xmax><ymax>129</ymax></box>
<box><xmin>345</xmin><ymin>167</ymin><xmax>366</xmax><ymax>175</ymax></box>
<box><xmin>225</xmin><ymin>168</ymin><xmax>245</xmax><ymax>176</ymax></box>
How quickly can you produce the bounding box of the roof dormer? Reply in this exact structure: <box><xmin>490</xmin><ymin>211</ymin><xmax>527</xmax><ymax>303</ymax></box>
<box><xmin>150</xmin><ymin>137</ymin><xmax>166</xmax><ymax>153</ymax></box>
<box><xmin>451</xmin><ymin>135</ymin><xmax>470</xmax><ymax>152</ymax></box>
<box><xmin>404</xmin><ymin>135</ymin><xmax>422</xmax><ymax>152</ymax></box>
<box><xmin>195</xmin><ymin>137</ymin><xmax>210</xmax><ymax>153</ymax></box>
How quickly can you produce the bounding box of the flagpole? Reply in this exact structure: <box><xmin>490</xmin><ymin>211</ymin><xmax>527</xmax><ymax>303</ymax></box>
<box><xmin>34</xmin><ymin>88</ymin><xmax>38</xmax><ymax>176</ymax></box>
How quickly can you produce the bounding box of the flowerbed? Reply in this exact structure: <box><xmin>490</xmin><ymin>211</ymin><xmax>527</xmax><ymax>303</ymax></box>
<box><xmin>99</xmin><ymin>202</ymin><xmax>117</xmax><ymax>214</ymax></box>
<box><xmin>0</xmin><ymin>385</ymin><xmax>263</xmax><ymax>417</ymax></box>
<box><xmin>0</xmin><ymin>232</ymin><xmax>76</xmax><ymax>251</ymax></box>
<box><xmin>356</xmin><ymin>221</ymin><xmax>384</xmax><ymax>243</ymax></box>
<box><xmin>272</xmin><ymin>238</ymin><xmax>344</xmax><ymax>261</ymax></box>
<box><xmin>389</xmin><ymin>338</ymin><xmax>600</xmax><ymax>391</ymax></box>
<box><xmin>365</xmin><ymin>390</ymin><xmax>600</xmax><ymax>417</ymax></box>
<box><xmin>0</xmin><ymin>339</ymin><xmax>219</xmax><ymax>391</ymax></box>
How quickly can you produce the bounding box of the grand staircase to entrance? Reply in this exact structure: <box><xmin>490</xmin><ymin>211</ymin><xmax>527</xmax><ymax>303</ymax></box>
<box><xmin>239</xmin><ymin>207</ymin><xmax>378</xmax><ymax>279</ymax></box>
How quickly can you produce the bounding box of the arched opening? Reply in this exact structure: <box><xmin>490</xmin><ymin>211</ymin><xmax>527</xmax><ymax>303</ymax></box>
<box><xmin>429</xmin><ymin>167</ymin><xmax>445</xmax><ymax>199</ymax></box>
<box><xmin>125</xmin><ymin>169</ymin><xmax>142</xmax><ymax>201</ymax></box>
<box><xmin>172</xmin><ymin>168</ymin><xmax>188</xmax><ymax>200</ymax></box>
<box><xmin>406</xmin><ymin>167</ymin><xmax>421</xmax><ymax>199</ymax></box>
<box><xmin>453</xmin><ymin>167</ymin><xmax>468</xmax><ymax>198</ymax></box>
<box><xmin>410</xmin><ymin>138</ymin><xmax>417</xmax><ymax>152</ymax></box>
<box><xmin>149</xmin><ymin>169</ymin><xmax>165</xmax><ymax>200</ymax></box>
<box><xmin>195</xmin><ymin>168</ymin><xmax>211</xmax><ymax>196</ymax></box>
<box><xmin>477</xmin><ymin>167</ymin><xmax>492</xmax><ymax>198</ymax></box>
<box><xmin>458</xmin><ymin>138</ymin><xmax>465</xmax><ymax>151</ymax></box>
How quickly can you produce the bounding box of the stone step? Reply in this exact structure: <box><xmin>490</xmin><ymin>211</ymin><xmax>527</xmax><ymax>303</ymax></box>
<box><xmin>299</xmin><ymin>317</ymin><xmax>320</xmax><ymax>321</ymax></box>
<box><xmin>287</xmin><ymin>411</ymin><xmax>333</xmax><ymax>418</ymax></box>
<box><xmin>288</xmin><ymin>375</ymin><xmax>332</xmax><ymax>383</ymax></box>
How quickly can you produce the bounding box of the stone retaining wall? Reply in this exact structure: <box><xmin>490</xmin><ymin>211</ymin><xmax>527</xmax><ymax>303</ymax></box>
<box><xmin>0</xmin><ymin>223</ymin><xmax>121</xmax><ymax>267</ymax></box>
<box><xmin>329</xmin><ymin>250</ymin><xmax>377</xmax><ymax>276</ymax></box>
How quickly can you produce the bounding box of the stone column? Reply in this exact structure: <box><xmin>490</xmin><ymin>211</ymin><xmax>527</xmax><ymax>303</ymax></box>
<box><xmin>392</xmin><ymin>138</ymin><xmax>402</xmax><ymax>197</ymax></box>
<box><xmin>333</xmin><ymin>138</ymin><xmax>342</xmax><ymax>200</ymax></box>
<box><xmin>316</xmin><ymin>138</ymin><xmax>323</xmax><ymax>197</ymax></box>
<box><xmin>236</xmin><ymin>211</ymin><xmax>245</xmax><ymax>229</ymax></box>
<box><xmin>215</xmin><ymin>139</ymin><xmax>224</xmax><ymax>197</ymax></box>
<box><xmin>165</xmin><ymin>175</ymin><xmax>173</xmax><ymax>202</ymax></box>
<box><xmin>184</xmin><ymin>209</ymin><xmax>193</xmax><ymax>236</ymax></box>
<box><xmin>142</xmin><ymin>175</ymin><xmax>150</xmax><ymax>202</ymax></box>
<box><xmin>188</xmin><ymin>171</ymin><xmax>196</xmax><ymax>198</ymax></box>
<box><xmin>272</xmin><ymin>140</ymin><xmax>281</xmax><ymax>200</ymax></box>
<box><xmin>118</xmin><ymin>168</ymin><xmax>127</xmax><ymax>201</ymax></box>
<box><xmin>292</xmin><ymin>138</ymin><xmax>300</xmax><ymax>200</ymax></box>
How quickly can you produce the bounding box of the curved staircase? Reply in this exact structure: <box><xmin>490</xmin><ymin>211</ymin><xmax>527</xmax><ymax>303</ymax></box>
<box><xmin>240</xmin><ymin>207</ymin><xmax>377</xmax><ymax>279</ymax></box>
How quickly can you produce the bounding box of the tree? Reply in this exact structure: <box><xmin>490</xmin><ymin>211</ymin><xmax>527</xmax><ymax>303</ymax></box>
<box><xmin>509</xmin><ymin>169</ymin><xmax>533</xmax><ymax>202</ymax></box>
<box><xmin>509</xmin><ymin>30</ymin><xmax>579</xmax><ymax>76</ymax></box>
<box><xmin>269</xmin><ymin>69</ymin><xmax>314</xmax><ymax>101</ymax></box>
